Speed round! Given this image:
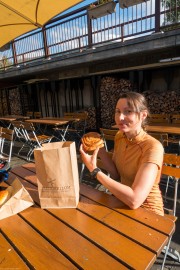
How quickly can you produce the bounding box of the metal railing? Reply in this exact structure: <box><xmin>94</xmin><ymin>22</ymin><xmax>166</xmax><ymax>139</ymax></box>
<box><xmin>0</xmin><ymin>0</ymin><xmax>179</xmax><ymax>71</ymax></box>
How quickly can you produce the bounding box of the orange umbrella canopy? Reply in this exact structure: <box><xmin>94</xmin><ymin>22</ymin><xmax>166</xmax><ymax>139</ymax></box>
<box><xmin>0</xmin><ymin>0</ymin><xmax>83</xmax><ymax>48</ymax></box>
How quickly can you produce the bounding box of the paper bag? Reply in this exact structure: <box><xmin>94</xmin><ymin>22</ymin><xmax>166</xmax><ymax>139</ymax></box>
<box><xmin>0</xmin><ymin>178</ymin><xmax>34</xmax><ymax>220</ymax></box>
<box><xmin>34</xmin><ymin>141</ymin><xmax>79</xmax><ymax>208</ymax></box>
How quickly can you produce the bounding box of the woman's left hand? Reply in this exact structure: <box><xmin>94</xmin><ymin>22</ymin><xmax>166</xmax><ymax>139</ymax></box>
<box><xmin>79</xmin><ymin>144</ymin><xmax>99</xmax><ymax>172</ymax></box>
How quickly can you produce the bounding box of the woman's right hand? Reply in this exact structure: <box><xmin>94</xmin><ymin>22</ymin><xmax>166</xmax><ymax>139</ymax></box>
<box><xmin>79</xmin><ymin>144</ymin><xmax>99</xmax><ymax>173</ymax></box>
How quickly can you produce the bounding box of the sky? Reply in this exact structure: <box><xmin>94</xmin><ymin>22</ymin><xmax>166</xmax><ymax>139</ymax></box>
<box><xmin>62</xmin><ymin>0</ymin><xmax>95</xmax><ymax>14</ymax></box>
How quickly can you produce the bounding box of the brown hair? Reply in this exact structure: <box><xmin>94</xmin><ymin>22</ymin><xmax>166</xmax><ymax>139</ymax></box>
<box><xmin>118</xmin><ymin>92</ymin><xmax>150</xmax><ymax>128</ymax></box>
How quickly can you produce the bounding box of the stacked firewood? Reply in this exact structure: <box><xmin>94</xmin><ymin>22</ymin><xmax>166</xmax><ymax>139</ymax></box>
<box><xmin>143</xmin><ymin>90</ymin><xmax>180</xmax><ymax>114</ymax></box>
<box><xmin>9</xmin><ymin>88</ymin><xmax>22</xmax><ymax>115</ymax></box>
<box><xmin>85</xmin><ymin>106</ymin><xmax>96</xmax><ymax>130</ymax></box>
<box><xmin>86</xmin><ymin>77</ymin><xmax>180</xmax><ymax>130</ymax></box>
<box><xmin>0</xmin><ymin>89</ymin><xmax>8</xmax><ymax>115</ymax></box>
<box><xmin>100</xmin><ymin>77</ymin><xmax>132</xmax><ymax>128</ymax></box>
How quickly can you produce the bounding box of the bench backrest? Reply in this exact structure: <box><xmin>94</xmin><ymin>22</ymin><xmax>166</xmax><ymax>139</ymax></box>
<box><xmin>148</xmin><ymin>114</ymin><xmax>170</xmax><ymax>123</ymax></box>
<box><xmin>64</xmin><ymin>112</ymin><xmax>88</xmax><ymax>120</ymax></box>
<box><xmin>171</xmin><ymin>114</ymin><xmax>180</xmax><ymax>124</ymax></box>
<box><xmin>162</xmin><ymin>154</ymin><xmax>180</xmax><ymax>178</ymax></box>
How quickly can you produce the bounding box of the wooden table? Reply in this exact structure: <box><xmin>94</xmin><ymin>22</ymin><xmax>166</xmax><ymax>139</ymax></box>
<box><xmin>40</xmin><ymin>117</ymin><xmax>80</xmax><ymax>122</ymax></box>
<box><xmin>0</xmin><ymin>163</ymin><xmax>176</xmax><ymax>270</ymax></box>
<box><xmin>112</xmin><ymin>124</ymin><xmax>180</xmax><ymax>135</ymax></box>
<box><xmin>0</xmin><ymin>115</ymin><xmax>30</xmax><ymax>121</ymax></box>
<box><xmin>0</xmin><ymin>115</ymin><xmax>30</xmax><ymax>127</ymax></box>
<box><xmin>25</xmin><ymin>118</ymin><xmax>70</xmax><ymax>141</ymax></box>
<box><xmin>25</xmin><ymin>118</ymin><xmax>69</xmax><ymax>126</ymax></box>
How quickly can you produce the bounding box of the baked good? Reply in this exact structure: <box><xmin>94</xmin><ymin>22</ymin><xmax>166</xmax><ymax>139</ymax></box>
<box><xmin>0</xmin><ymin>189</ymin><xmax>9</xmax><ymax>206</ymax></box>
<box><xmin>81</xmin><ymin>132</ymin><xmax>104</xmax><ymax>152</ymax></box>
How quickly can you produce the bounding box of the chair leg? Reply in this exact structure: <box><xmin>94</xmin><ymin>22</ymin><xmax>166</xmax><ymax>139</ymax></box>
<box><xmin>173</xmin><ymin>180</ymin><xmax>178</xmax><ymax>216</ymax></box>
<box><xmin>164</xmin><ymin>176</ymin><xmax>170</xmax><ymax>202</ymax></box>
<box><xmin>161</xmin><ymin>236</ymin><xmax>172</xmax><ymax>270</ymax></box>
<box><xmin>79</xmin><ymin>163</ymin><xmax>85</xmax><ymax>183</ymax></box>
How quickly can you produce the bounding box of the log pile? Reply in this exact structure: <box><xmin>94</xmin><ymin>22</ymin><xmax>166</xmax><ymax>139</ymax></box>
<box><xmin>100</xmin><ymin>77</ymin><xmax>132</xmax><ymax>128</ymax></box>
<box><xmin>0</xmin><ymin>88</ymin><xmax>22</xmax><ymax>116</ymax></box>
<box><xmin>0</xmin><ymin>89</ymin><xmax>8</xmax><ymax>115</ymax></box>
<box><xmin>143</xmin><ymin>90</ymin><xmax>180</xmax><ymax>114</ymax></box>
<box><xmin>9</xmin><ymin>88</ymin><xmax>22</xmax><ymax>115</ymax></box>
<box><xmin>85</xmin><ymin>106</ymin><xmax>96</xmax><ymax>130</ymax></box>
<box><xmin>86</xmin><ymin>76</ymin><xmax>180</xmax><ymax>130</ymax></box>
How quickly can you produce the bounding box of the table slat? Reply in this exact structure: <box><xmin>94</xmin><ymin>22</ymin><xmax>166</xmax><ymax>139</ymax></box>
<box><xmin>0</xmin><ymin>233</ymin><xmax>29</xmax><ymax>269</ymax></box>
<box><xmin>49</xmin><ymin>208</ymin><xmax>156</xmax><ymax>270</ymax></box>
<box><xmin>80</xmin><ymin>184</ymin><xmax>175</xmax><ymax>236</ymax></box>
<box><xmin>78</xmin><ymin>196</ymin><xmax>168</xmax><ymax>255</ymax></box>
<box><xmin>0</xmin><ymin>215</ymin><xmax>78</xmax><ymax>270</ymax></box>
<box><xmin>20</xmin><ymin>206</ymin><xmax>127</xmax><ymax>270</ymax></box>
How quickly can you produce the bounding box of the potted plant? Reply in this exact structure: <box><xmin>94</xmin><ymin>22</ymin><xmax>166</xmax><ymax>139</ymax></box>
<box><xmin>119</xmin><ymin>0</ymin><xmax>149</xmax><ymax>9</ymax></box>
<box><xmin>88</xmin><ymin>0</ymin><xmax>116</xmax><ymax>19</ymax></box>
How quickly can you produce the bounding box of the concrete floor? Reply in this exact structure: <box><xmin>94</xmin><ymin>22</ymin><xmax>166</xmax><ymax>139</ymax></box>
<box><xmin>4</xmin><ymin>141</ymin><xmax>180</xmax><ymax>270</ymax></box>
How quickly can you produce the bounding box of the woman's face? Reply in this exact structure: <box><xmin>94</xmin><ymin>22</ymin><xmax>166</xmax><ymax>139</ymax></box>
<box><xmin>115</xmin><ymin>98</ymin><xmax>146</xmax><ymax>133</ymax></box>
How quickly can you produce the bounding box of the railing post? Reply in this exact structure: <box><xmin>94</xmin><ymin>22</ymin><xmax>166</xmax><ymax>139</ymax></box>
<box><xmin>155</xmin><ymin>0</ymin><xmax>161</xmax><ymax>32</ymax></box>
<box><xmin>42</xmin><ymin>26</ymin><xmax>50</xmax><ymax>59</ymax></box>
<box><xmin>87</xmin><ymin>13</ymin><xmax>93</xmax><ymax>48</ymax></box>
<box><xmin>3</xmin><ymin>59</ymin><xmax>6</xmax><ymax>70</ymax></box>
<box><xmin>121</xmin><ymin>24</ymin><xmax>124</xmax><ymax>42</ymax></box>
<box><xmin>12</xmin><ymin>41</ymin><xmax>17</xmax><ymax>66</ymax></box>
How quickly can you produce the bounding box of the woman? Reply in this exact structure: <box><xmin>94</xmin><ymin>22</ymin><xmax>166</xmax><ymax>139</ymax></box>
<box><xmin>80</xmin><ymin>91</ymin><xmax>164</xmax><ymax>216</ymax></box>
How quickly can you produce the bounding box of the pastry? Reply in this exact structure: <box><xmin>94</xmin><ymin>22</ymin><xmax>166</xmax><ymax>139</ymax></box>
<box><xmin>81</xmin><ymin>132</ymin><xmax>104</xmax><ymax>152</ymax></box>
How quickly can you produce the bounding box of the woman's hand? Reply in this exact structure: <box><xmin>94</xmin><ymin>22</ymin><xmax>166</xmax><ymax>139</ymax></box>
<box><xmin>79</xmin><ymin>144</ymin><xmax>99</xmax><ymax>172</ymax></box>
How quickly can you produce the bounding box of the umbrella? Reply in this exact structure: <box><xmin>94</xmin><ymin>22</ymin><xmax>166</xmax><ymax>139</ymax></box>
<box><xmin>0</xmin><ymin>0</ymin><xmax>83</xmax><ymax>49</ymax></box>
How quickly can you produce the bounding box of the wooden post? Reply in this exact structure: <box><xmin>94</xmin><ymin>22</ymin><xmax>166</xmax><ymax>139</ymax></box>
<box><xmin>155</xmin><ymin>0</ymin><xmax>161</xmax><ymax>33</ymax></box>
<box><xmin>42</xmin><ymin>26</ymin><xmax>50</xmax><ymax>59</ymax></box>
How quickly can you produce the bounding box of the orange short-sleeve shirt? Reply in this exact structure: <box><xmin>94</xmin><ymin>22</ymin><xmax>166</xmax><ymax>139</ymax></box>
<box><xmin>113</xmin><ymin>129</ymin><xmax>164</xmax><ymax>216</ymax></box>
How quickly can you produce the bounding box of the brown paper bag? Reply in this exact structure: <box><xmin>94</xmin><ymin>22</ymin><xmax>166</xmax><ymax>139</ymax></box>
<box><xmin>0</xmin><ymin>178</ymin><xmax>34</xmax><ymax>220</ymax></box>
<box><xmin>34</xmin><ymin>141</ymin><xmax>79</xmax><ymax>208</ymax></box>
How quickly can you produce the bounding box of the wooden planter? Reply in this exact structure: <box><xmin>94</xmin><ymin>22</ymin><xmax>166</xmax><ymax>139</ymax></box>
<box><xmin>119</xmin><ymin>0</ymin><xmax>148</xmax><ymax>9</ymax></box>
<box><xmin>88</xmin><ymin>1</ymin><xmax>116</xmax><ymax>19</ymax></box>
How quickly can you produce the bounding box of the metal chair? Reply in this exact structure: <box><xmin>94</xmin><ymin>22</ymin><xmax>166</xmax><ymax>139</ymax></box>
<box><xmin>12</xmin><ymin>120</ymin><xmax>29</xmax><ymax>157</ymax></box>
<box><xmin>0</xmin><ymin>127</ymin><xmax>14</xmax><ymax>164</ymax></box>
<box><xmin>62</xmin><ymin>111</ymin><xmax>88</xmax><ymax>149</ymax></box>
<box><xmin>15</xmin><ymin>121</ymin><xmax>53</xmax><ymax>161</ymax></box>
<box><xmin>160</xmin><ymin>153</ymin><xmax>180</xmax><ymax>269</ymax></box>
<box><xmin>100</xmin><ymin>128</ymin><xmax>118</xmax><ymax>152</ymax></box>
<box><xmin>167</xmin><ymin>114</ymin><xmax>180</xmax><ymax>155</ymax></box>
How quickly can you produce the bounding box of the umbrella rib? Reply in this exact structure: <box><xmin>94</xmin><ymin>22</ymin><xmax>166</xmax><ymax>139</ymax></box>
<box><xmin>36</xmin><ymin>0</ymin><xmax>40</xmax><ymax>25</ymax></box>
<box><xmin>0</xmin><ymin>0</ymin><xmax>42</xmax><ymax>28</ymax></box>
<box><xmin>0</xmin><ymin>23</ymin><xmax>34</xmax><ymax>27</ymax></box>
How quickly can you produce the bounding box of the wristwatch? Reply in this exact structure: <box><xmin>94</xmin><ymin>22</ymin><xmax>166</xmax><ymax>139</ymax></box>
<box><xmin>90</xmin><ymin>168</ymin><xmax>101</xmax><ymax>178</ymax></box>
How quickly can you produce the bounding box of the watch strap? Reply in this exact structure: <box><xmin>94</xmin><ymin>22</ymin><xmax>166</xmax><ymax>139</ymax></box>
<box><xmin>90</xmin><ymin>168</ymin><xmax>101</xmax><ymax>178</ymax></box>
